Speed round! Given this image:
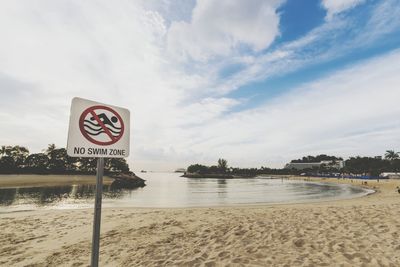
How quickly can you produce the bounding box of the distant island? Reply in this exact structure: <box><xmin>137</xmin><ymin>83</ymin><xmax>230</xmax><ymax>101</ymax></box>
<box><xmin>0</xmin><ymin>144</ymin><xmax>145</xmax><ymax>188</ymax></box>
<box><xmin>183</xmin><ymin>159</ymin><xmax>258</xmax><ymax>178</ymax></box>
<box><xmin>183</xmin><ymin>151</ymin><xmax>400</xmax><ymax>179</ymax></box>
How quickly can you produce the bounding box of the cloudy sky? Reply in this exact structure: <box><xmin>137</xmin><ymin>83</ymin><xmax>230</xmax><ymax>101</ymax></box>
<box><xmin>1</xmin><ymin>0</ymin><xmax>400</xmax><ymax>171</ymax></box>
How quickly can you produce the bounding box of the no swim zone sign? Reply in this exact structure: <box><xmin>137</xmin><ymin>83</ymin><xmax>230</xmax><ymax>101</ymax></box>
<box><xmin>67</xmin><ymin>97</ymin><xmax>130</xmax><ymax>158</ymax></box>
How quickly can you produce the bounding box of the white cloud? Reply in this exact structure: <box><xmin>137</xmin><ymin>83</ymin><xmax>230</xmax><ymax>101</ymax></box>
<box><xmin>184</xmin><ymin>49</ymin><xmax>400</xmax><ymax>168</ymax></box>
<box><xmin>321</xmin><ymin>0</ymin><xmax>365</xmax><ymax>19</ymax></box>
<box><xmin>0</xmin><ymin>0</ymin><xmax>399</xmax><ymax>171</ymax></box>
<box><xmin>0</xmin><ymin>2</ymin><xmax>174</xmax><ymax>152</ymax></box>
<box><xmin>210</xmin><ymin>0</ymin><xmax>400</xmax><ymax>96</ymax></box>
<box><xmin>167</xmin><ymin>0</ymin><xmax>284</xmax><ymax>62</ymax></box>
<box><xmin>0</xmin><ymin>0</ymin><xmax>238</xmax><ymax>170</ymax></box>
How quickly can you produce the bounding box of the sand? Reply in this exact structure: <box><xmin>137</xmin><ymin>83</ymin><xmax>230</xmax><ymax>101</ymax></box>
<box><xmin>1</xmin><ymin>178</ymin><xmax>400</xmax><ymax>266</ymax></box>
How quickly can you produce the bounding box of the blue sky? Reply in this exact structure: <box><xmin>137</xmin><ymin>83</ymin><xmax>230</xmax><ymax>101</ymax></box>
<box><xmin>1</xmin><ymin>0</ymin><xmax>400</xmax><ymax>170</ymax></box>
<box><xmin>278</xmin><ymin>0</ymin><xmax>326</xmax><ymax>43</ymax></box>
<box><xmin>225</xmin><ymin>0</ymin><xmax>400</xmax><ymax>111</ymax></box>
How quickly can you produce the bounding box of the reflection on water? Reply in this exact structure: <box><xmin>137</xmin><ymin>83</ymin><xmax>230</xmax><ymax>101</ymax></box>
<box><xmin>0</xmin><ymin>173</ymin><xmax>372</xmax><ymax>212</ymax></box>
<box><xmin>0</xmin><ymin>184</ymin><xmax>129</xmax><ymax>206</ymax></box>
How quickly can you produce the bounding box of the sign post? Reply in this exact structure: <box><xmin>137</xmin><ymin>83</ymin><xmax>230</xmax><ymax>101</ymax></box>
<box><xmin>67</xmin><ymin>97</ymin><xmax>130</xmax><ymax>267</ymax></box>
<box><xmin>91</xmin><ymin>157</ymin><xmax>104</xmax><ymax>267</ymax></box>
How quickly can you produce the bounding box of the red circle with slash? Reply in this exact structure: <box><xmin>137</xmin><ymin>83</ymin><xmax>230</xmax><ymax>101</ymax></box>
<box><xmin>79</xmin><ymin>105</ymin><xmax>124</xmax><ymax>146</ymax></box>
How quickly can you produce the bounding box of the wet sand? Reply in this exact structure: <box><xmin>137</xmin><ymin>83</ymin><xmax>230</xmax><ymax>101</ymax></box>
<box><xmin>1</xmin><ymin>178</ymin><xmax>400</xmax><ymax>266</ymax></box>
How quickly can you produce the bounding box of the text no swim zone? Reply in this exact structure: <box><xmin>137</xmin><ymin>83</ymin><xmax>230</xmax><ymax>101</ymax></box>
<box><xmin>73</xmin><ymin>147</ymin><xmax>127</xmax><ymax>156</ymax></box>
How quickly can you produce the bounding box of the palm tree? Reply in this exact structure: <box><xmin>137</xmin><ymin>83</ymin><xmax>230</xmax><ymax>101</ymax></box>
<box><xmin>217</xmin><ymin>158</ymin><xmax>228</xmax><ymax>173</ymax></box>
<box><xmin>45</xmin><ymin>144</ymin><xmax>56</xmax><ymax>155</ymax></box>
<box><xmin>1</xmin><ymin>146</ymin><xmax>13</xmax><ymax>157</ymax></box>
<box><xmin>385</xmin><ymin>150</ymin><xmax>399</xmax><ymax>160</ymax></box>
<box><xmin>0</xmin><ymin>146</ymin><xmax>6</xmax><ymax>157</ymax></box>
<box><xmin>11</xmin><ymin>146</ymin><xmax>29</xmax><ymax>167</ymax></box>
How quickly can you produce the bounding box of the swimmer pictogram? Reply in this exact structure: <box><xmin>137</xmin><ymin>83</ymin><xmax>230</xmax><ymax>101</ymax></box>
<box><xmin>79</xmin><ymin>105</ymin><xmax>125</xmax><ymax>146</ymax></box>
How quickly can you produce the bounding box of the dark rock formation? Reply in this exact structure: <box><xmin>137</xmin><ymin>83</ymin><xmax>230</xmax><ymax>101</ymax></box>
<box><xmin>110</xmin><ymin>173</ymin><xmax>146</xmax><ymax>189</ymax></box>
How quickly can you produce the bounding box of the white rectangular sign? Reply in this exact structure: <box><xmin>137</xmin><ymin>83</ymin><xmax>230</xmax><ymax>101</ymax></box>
<box><xmin>67</xmin><ymin>97</ymin><xmax>130</xmax><ymax>158</ymax></box>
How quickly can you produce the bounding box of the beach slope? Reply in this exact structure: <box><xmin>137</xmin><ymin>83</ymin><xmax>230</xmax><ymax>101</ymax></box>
<box><xmin>1</xmin><ymin>178</ymin><xmax>400</xmax><ymax>266</ymax></box>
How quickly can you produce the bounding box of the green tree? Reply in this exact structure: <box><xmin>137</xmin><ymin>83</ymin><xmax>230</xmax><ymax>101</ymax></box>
<box><xmin>25</xmin><ymin>153</ymin><xmax>49</xmax><ymax>173</ymax></box>
<box><xmin>46</xmin><ymin>144</ymin><xmax>60</xmax><ymax>172</ymax></box>
<box><xmin>77</xmin><ymin>157</ymin><xmax>97</xmax><ymax>173</ymax></box>
<box><xmin>0</xmin><ymin>156</ymin><xmax>16</xmax><ymax>173</ymax></box>
<box><xmin>0</xmin><ymin>144</ymin><xmax>131</xmax><ymax>174</ymax></box>
<box><xmin>0</xmin><ymin>145</ymin><xmax>29</xmax><ymax>172</ymax></box>
<box><xmin>217</xmin><ymin>158</ymin><xmax>228</xmax><ymax>173</ymax></box>
<box><xmin>45</xmin><ymin>143</ymin><xmax>56</xmax><ymax>154</ymax></box>
<box><xmin>105</xmin><ymin>158</ymin><xmax>130</xmax><ymax>173</ymax></box>
<box><xmin>344</xmin><ymin>156</ymin><xmax>390</xmax><ymax>176</ymax></box>
<box><xmin>291</xmin><ymin>154</ymin><xmax>342</xmax><ymax>163</ymax></box>
<box><xmin>47</xmin><ymin>147</ymin><xmax>76</xmax><ymax>172</ymax></box>
<box><xmin>187</xmin><ymin>164</ymin><xmax>208</xmax><ymax>174</ymax></box>
<box><xmin>14</xmin><ymin>146</ymin><xmax>29</xmax><ymax>167</ymax></box>
<box><xmin>385</xmin><ymin>150</ymin><xmax>399</xmax><ymax>160</ymax></box>
<box><xmin>0</xmin><ymin>145</ymin><xmax>12</xmax><ymax>157</ymax></box>
<box><xmin>0</xmin><ymin>146</ymin><xmax>6</xmax><ymax>156</ymax></box>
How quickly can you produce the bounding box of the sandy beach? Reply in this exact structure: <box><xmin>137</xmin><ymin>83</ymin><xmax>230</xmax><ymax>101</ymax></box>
<box><xmin>1</xmin><ymin>177</ymin><xmax>400</xmax><ymax>266</ymax></box>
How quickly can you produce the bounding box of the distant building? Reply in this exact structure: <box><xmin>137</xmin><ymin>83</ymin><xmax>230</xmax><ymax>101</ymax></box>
<box><xmin>320</xmin><ymin>160</ymin><xmax>345</xmax><ymax>169</ymax></box>
<box><xmin>380</xmin><ymin>172</ymin><xmax>400</xmax><ymax>179</ymax></box>
<box><xmin>284</xmin><ymin>162</ymin><xmax>322</xmax><ymax>170</ymax></box>
<box><xmin>284</xmin><ymin>160</ymin><xmax>344</xmax><ymax>170</ymax></box>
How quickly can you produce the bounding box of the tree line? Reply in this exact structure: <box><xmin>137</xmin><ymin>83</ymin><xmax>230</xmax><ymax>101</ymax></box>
<box><xmin>291</xmin><ymin>151</ymin><xmax>400</xmax><ymax>176</ymax></box>
<box><xmin>290</xmin><ymin>154</ymin><xmax>343</xmax><ymax>163</ymax></box>
<box><xmin>186</xmin><ymin>150</ymin><xmax>400</xmax><ymax>177</ymax></box>
<box><xmin>187</xmin><ymin>158</ymin><xmax>299</xmax><ymax>177</ymax></box>
<box><xmin>0</xmin><ymin>144</ymin><xmax>130</xmax><ymax>174</ymax></box>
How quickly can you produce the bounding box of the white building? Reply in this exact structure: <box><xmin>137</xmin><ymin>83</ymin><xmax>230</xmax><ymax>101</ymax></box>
<box><xmin>284</xmin><ymin>160</ymin><xmax>345</xmax><ymax>170</ymax></box>
<box><xmin>321</xmin><ymin>160</ymin><xmax>345</xmax><ymax>169</ymax></box>
<box><xmin>284</xmin><ymin>162</ymin><xmax>322</xmax><ymax>170</ymax></box>
<box><xmin>380</xmin><ymin>172</ymin><xmax>400</xmax><ymax>179</ymax></box>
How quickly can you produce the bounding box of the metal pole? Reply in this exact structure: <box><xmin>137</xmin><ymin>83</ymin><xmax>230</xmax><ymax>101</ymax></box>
<box><xmin>91</xmin><ymin>157</ymin><xmax>104</xmax><ymax>267</ymax></box>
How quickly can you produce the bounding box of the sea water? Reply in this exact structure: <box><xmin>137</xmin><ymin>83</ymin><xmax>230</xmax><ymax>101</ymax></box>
<box><xmin>0</xmin><ymin>172</ymin><xmax>373</xmax><ymax>212</ymax></box>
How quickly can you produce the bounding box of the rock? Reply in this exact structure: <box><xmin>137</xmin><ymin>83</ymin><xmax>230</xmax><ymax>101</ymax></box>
<box><xmin>110</xmin><ymin>173</ymin><xmax>146</xmax><ymax>189</ymax></box>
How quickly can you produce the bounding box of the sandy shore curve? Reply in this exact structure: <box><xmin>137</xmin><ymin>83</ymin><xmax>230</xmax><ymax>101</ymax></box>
<box><xmin>1</xmin><ymin>177</ymin><xmax>400</xmax><ymax>266</ymax></box>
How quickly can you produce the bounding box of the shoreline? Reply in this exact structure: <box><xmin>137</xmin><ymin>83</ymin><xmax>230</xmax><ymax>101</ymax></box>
<box><xmin>0</xmin><ymin>175</ymin><xmax>376</xmax><ymax>212</ymax></box>
<box><xmin>0</xmin><ymin>174</ymin><xmax>115</xmax><ymax>188</ymax></box>
<box><xmin>0</xmin><ymin>173</ymin><xmax>145</xmax><ymax>189</ymax></box>
<box><xmin>1</xmin><ymin>177</ymin><xmax>400</xmax><ymax>266</ymax></box>
<box><xmin>182</xmin><ymin>173</ymin><xmax>257</xmax><ymax>179</ymax></box>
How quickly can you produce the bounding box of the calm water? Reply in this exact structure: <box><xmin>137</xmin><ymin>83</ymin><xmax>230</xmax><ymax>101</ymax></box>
<box><xmin>0</xmin><ymin>173</ymin><xmax>373</xmax><ymax>212</ymax></box>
